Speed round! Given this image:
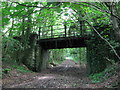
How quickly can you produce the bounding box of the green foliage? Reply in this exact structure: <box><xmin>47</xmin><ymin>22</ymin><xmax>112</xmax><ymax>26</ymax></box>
<box><xmin>2</xmin><ymin>64</ymin><xmax>32</xmax><ymax>76</ymax></box>
<box><xmin>12</xmin><ymin>65</ymin><xmax>32</xmax><ymax>73</ymax></box>
<box><xmin>2</xmin><ymin>37</ymin><xmax>23</xmax><ymax>51</ymax></box>
<box><xmin>49</xmin><ymin>49</ymin><xmax>65</xmax><ymax>64</ymax></box>
<box><xmin>89</xmin><ymin>63</ymin><xmax>119</xmax><ymax>84</ymax></box>
<box><xmin>2</xmin><ymin>37</ymin><xmax>23</xmax><ymax>64</ymax></box>
<box><xmin>49</xmin><ymin>48</ymin><xmax>86</xmax><ymax>64</ymax></box>
<box><xmin>2</xmin><ymin>68</ymin><xmax>11</xmax><ymax>78</ymax></box>
<box><xmin>2</xmin><ymin>68</ymin><xmax>12</xmax><ymax>73</ymax></box>
<box><xmin>89</xmin><ymin>72</ymin><xmax>103</xmax><ymax>83</ymax></box>
<box><xmin>109</xmin><ymin>40</ymin><xmax>120</xmax><ymax>49</ymax></box>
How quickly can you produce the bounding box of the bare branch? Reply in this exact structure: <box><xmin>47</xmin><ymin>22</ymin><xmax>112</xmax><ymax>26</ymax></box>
<box><xmin>84</xmin><ymin>19</ymin><xmax>120</xmax><ymax>60</ymax></box>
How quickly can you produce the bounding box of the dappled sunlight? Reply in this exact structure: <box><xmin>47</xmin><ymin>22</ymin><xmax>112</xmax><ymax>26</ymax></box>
<box><xmin>37</xmin><ymin>76</ymin><xmax>54</xmax><ymax>80</ymax></box>
<box><xmin>65</xmin><ymin>57</ymin><xmax>73</xmax><ymax>60</ymax></box>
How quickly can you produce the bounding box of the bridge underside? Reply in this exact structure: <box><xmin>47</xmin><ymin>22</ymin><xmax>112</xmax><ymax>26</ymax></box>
<box><xmin>37</xmin><ymin>36</ymin><xmax>90</xmax><ymax>49</ymax></box>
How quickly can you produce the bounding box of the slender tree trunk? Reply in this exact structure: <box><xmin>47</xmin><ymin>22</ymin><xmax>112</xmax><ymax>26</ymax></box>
<box><xmin>105</xmin><ymin>2</ymin><xmax>120</xmax><ymax>42</ymax></box>
<box><xmin>9</xmin><ymin>18</ymin><xmax>14</xmax><ymax>37</ymax></box>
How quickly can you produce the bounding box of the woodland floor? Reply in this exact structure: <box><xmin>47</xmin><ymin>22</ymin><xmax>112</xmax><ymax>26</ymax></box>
<box><xmin>2</xmin><ymin>60</ymin><xmax>120</xmax><ymax>89</ymax></box>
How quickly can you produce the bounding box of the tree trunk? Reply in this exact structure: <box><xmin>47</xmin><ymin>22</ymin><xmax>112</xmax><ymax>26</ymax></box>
<box><xmin>105</xmin><ymin>2</ymin><xmax>120</xmax><ymax>42</ymax></box>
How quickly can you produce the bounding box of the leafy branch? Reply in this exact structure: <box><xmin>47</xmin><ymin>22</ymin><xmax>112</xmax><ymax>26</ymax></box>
<box><xmin>73</xmin><ymin>2</ymin><xmax>120</xmax><ymax>21</ymax></box>
<box><xmin>13</xmin><ymin>2</ymin><xmax>61</xmax><ymax>9</ymax></box>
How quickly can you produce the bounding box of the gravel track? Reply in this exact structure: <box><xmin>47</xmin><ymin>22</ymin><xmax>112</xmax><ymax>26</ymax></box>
<box><xmin>2</xmin><ymin>60</ymin><xmax>93</xmax><ymax>88</ymax></box>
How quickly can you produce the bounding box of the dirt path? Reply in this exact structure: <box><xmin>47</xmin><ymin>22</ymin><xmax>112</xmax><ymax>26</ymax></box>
<box><xmin>2</xmin><ymin>60</ymin><xmax>118</xmax><ymax>88</ymax></box>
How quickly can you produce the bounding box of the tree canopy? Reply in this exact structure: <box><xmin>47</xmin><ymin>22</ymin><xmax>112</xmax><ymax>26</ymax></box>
<box><xmin>2</xmin><ymin>1</ymin><xmax>120</xmax><ymax>74</ymax></box>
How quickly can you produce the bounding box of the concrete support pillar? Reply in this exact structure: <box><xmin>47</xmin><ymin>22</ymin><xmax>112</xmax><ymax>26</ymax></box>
<box><xmin>35</xmin><ymin>46</ymin><xmax>49</xmax><ymax>72</ymax></box>
<box><xmin>41</xmin><ymin>49</ymin><xmax>49</xmax><ymax>71</ymax></box>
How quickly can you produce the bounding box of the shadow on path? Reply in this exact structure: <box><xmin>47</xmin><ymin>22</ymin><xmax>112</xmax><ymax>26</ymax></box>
<box><xmin>3</xmin><ymin>60</ymin><xmax>91</xmax><ymax>88</ymax></box>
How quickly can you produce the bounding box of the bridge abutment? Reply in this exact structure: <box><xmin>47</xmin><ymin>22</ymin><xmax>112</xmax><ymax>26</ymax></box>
<box><xmin>14</xmin><ymin>34</ymin><xmax>49</xmax><ymax>72</ymax></box>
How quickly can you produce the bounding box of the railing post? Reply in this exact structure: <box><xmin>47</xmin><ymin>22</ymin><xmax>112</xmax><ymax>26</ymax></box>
<box><xmin>64</xmin><ymin>24</ymin><xmax>67</xmax><ymax>37</ymax></box>
<box><xmin>38</xmin><ymin>27</ymin><xmax>41</xmax><ymax>39</ymax></box>
<box><xmin>51</xmin><ymin>26</ymin><xmax>53</xmax><ymax>38</ymax></box>
<box><xmin>79</xmin><ymin>20</ymin><xmax>83</xmax><ymax>36</ymax></box>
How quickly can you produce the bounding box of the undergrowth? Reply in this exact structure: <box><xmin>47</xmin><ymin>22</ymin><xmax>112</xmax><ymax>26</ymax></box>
<box><xmin>2</xmin><ymin>63</ymin><xmax>32</xmax><ymax>76</ymax></box>
<box><xmin>89</xmin><ymin>63</ymin><xmax>119</xmax><ymax>84</ymax></box>
<box><xmin>12</xmin><ymin>65</ymin><xmax>32</xmax><ymax>73</ymax></box>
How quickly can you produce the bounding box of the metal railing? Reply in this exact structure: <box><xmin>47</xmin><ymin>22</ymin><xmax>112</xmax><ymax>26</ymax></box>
<box><xmin>38</xmin><ymin>23</ymin><xmax>92</xmax><ymax>39</ymax></box>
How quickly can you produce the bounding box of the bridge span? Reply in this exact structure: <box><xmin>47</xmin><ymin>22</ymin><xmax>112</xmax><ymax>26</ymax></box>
<box><xmin>37</xmin><ymin>36</ymin><xmax>91</xmax><ymax>49</ymax></box>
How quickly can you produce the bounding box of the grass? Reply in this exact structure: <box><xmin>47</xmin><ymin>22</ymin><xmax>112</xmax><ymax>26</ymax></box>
<box><xmin>12</xmin><ymin>65</ymin><xmax>32</xmax><ymax>73</ymax></box>
<box><xmin>89</xmin><ymin>72</ymin><xmax>103</xmax><ymax>83</ymax></box>
<box><xmin>2</xmin><ymin>64</ymin><xmax>32</xmax><ymax>76</ymax></box>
